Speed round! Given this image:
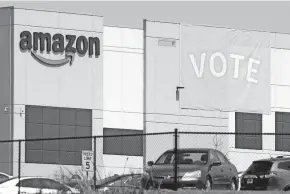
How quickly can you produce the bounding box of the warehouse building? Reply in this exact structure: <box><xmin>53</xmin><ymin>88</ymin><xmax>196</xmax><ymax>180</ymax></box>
<box><xmin>0</xmin><ymin>6</ymin><xmax>290</xmax><ymax>178</ymax></box>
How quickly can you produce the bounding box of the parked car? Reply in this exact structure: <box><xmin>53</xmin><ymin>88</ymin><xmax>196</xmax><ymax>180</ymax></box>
<box><xmin>94</xmin><ymin>173</ymin><xmax>142</xmax><ymax>192</ymax></box>
<box><xmin>0</xmin><ymin>172</ymin><xmax>12</xmax><ymax>184</ymax></box>
<box><xmin>0</xmin><ymin>177</ymin><xmax>80</xmax><ymax>194</ymax></box>
<box><xmin>241</xmin><ymin>156</ymin><xmax>290</xmax><ymax>191</ymax></box>
<box><xmin>142</xmin><ymin>148</ymin><xmax>238</xmax><ymax>190</ymax></box>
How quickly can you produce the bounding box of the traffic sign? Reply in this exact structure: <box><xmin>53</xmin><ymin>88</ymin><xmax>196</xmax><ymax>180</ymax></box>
<box><xmin>82</xmin><ymin>150</ymin><xmax>94</xmax><ymax>172</ymax></box>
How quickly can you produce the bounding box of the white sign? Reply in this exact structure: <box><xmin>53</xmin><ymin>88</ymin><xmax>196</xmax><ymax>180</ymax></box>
<box><xmin>82</xmin><ymin>150</ymin><xmax>94</xmax><ymax>172</ymax></box>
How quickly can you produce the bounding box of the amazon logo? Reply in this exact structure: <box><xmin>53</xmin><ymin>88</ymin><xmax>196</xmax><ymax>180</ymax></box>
<box><xmin>19</xmin><ymin>31</ymin><xmax>101</xmax><ymax>67</ymax></box>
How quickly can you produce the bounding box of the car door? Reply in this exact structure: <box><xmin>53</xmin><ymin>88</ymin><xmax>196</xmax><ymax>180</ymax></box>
<box><xmin>208</xmin><ymin>151</ymin><xmax>225</xmax><ymax>186</ymax></box>
<box><xmin>17</xmin><ymin>178</ymin><xmax>42</xmax><ymax>194</ymax></box>
<box><xmin>40</xmin><ymin>179</ymin><xmax>72</xmax><ymax>194</ymax></box>
<box><xmin>215</xmin><ymin>151</ymin><xmax>231</xmax><ymax>185</ymax></box>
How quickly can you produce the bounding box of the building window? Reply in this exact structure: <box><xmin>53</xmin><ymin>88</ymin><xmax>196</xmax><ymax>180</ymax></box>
<box><xmin>275</xmin><ymin>112</ymin><xmax>290</xmax><ymax>152</ymax></box>
<box><xmin>103</xmin><ymin>128</ymin><xmax>143</xmax><ymax>156</ymax></box>
<box><xmin>25</xmin><ymin>105</ymin><xmax>92</xmax><ymax>165</ymax></box>
<box><xmin>235</xmin><ymin>112</ymin><xmax>262</xmax><ymax>150</ymax></box>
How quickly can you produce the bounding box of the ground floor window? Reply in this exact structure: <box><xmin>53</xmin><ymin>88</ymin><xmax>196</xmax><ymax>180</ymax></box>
<box><xmin>275</xmin><ymin>112</ymin><xmax>290</xmax><ymax>152</ymax></box>
<box><xmin>25</xmin><ymin>105</ymin><xmax>92</xmax><ymax>165</ymax></box>
<box><xmin>235</xmin><ymin>112</ymin><xmax>262</xmax><ymax>150</ymax></box>
<box><xmin>103</xmin><ymin>128</ymin><xmax>143</xmax><ymax>156</ymax></box>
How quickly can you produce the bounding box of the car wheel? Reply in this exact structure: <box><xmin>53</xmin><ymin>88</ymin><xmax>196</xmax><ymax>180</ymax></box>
<box><xmin>205</xmin><ymin>176</ymin><xmax>212</xmax><ymax>190</ymax></box>
<box><xmin>230</xmin><ymin>179</ymin><xmax>237</xmax><ymax>190</ymax></box>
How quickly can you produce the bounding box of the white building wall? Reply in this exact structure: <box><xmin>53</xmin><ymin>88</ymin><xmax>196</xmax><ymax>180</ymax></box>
<box><xmin>144</xmin><ymin>21</ymin><xmax>229</xmax><ymax>165</ymax></box>
<box><xmin>12</xmin><ymin>8</ymin><xmax>103</xmax><ymax>178</ymax></box>
<box><xmin>102</xmin><ymin>26</ymin><xmax>144</xmax><ymax>176</ymax></box>
<box><xmin>228</xmin><ymin>48</ymin><xmax>290</xmax><ymax>172</ymax></box>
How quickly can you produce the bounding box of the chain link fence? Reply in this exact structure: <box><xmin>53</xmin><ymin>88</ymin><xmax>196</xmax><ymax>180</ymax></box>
<box><xmin>0</xmin><ymin>130</ymin><xmax>289</xmax><ymax>193</ymax></box>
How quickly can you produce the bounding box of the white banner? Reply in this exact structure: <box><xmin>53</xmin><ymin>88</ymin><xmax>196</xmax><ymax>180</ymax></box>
<box><xmin>180</xmin><ymin>24</ymin><xmax>271</xmax><ymax>114</ymax></box>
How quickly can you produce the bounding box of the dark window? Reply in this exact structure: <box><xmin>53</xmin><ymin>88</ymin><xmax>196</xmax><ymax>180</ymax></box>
<box><xmin>246</xmin><ymin>161</ymin><xmax>273</xmax><ymax>174</ymax></box>
<box><xmin>155</xmin><ymin>150</ymin><xmax>209</xmax><ymax>165</ymax></box>
<box><xmin>276</xmin><ymin>112</ymin><xmax>290</xmax><ymax>152</ymax></box>
<box><xmin>39</xmin><ymin>179</ymin><xmax>69</xmax><ymax>191</ymax></box>
<box><xmin>0</xmin><ymin>174</ymin><xmax>9</xmax><ymax>183</ymax></box>
<box><xmin>25</xmin><ymin>105</ymin><xmax>92</xmax><ymax>165</ymax></box>
<box><xmin>235</xmin><ymin>112</ymin><xmax>262</xmax><ymax>150</ymax></box>
<box><xmin>18</xmin><ymin>178</ymin><xmax>42</xmax><ymax>188</ymax></box>
<box><xmin>278</xmin><ymin>161</ymin><xmax>290</xmax><ymax>171</ymax></box>
<box><xmin>103</xmin><ymin>128</ymin><xmax>143</xmax><ymax>156</ymax></box>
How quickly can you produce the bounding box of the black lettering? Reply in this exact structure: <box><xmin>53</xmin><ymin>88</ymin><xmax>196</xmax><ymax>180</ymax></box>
<box><xmin>65</xmin><ymin>35</ymin><xmax>76</xmax><ymax>53</ymax></box>
<box><xmin>89</xmin><ymin>37</ymin><xmax>100</xmax><ymax>57</ymax></box>
<box><xmin>52</xmin><ymin>34</ymin><xmax>64</xmax><ymax>53</ymax></box>
<box><xmin>76</xmin><ymin>36</ymin><xmax>88</xmax><ymax>55</ymax></box>
<box><xmin>33</xmin><ymin>32</ymin><xmax>51</xmax><ymax>52</ymax></box>
<box><xmin>19</xmin><ymin>31</ymin><xmax>32</xmax><ymax>50</ymax></box>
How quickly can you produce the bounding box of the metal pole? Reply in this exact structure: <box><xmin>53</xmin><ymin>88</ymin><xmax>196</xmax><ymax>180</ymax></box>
<box><xmin>18</xmin><ymin>140</ymin><xmax>21</xmax><ymax>194</ymax></box>
<box><xmin>174</xmin><ymin>128</ymin><xmax>178</xmax><ymax>190</ymax></box>
<box><xmin>93</xmin><ymin>136</ymin><xmax>97</xmax><ymax>190</ymax></box>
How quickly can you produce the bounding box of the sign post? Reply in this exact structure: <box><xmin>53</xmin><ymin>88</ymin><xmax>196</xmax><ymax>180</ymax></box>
<box><xmin>82</xmin><ymin>150</ymin><xmax>94</xmax><ymax>175</ymax></box>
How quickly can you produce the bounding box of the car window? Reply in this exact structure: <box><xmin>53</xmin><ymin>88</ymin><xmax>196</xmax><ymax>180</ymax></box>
<box><xmin>216</xmin><ymin>151</ymin><xmax>228</xmax><ymax>164</ymax></box>
<box><xmin>246</xmin><ymin>161</ymin><xmax>273</xmax><ymax>174</ymax></box>
<box><xmin>17</xmin><ymin>179</ymin><xmax>42</xmax><ymax>188</ymax></box>
<box><xmin>0</xmin><ymin>178</ymin><xmax>19</xmax><ymax>187</ymax></box>
<box><xmin>155</xmin><ymin>151</ymin><xmax>209</xmax><ymax>165</ymax></box>
<box><xmin>40</xmin><ymin>179</ymin><xmax>69</xmax><ymax>191</ymax></box>
<box><xmin>0</xmin><ymin>174</ymin><xmax>9</xmax><ymax>183</ymax></box>
<box><xmin>278</xmin><ymin>161</ymin><xmax>290</xmax><ymax>171</ymax></box>
<box><xmin>155</xmin><ymin>152</ymin><xmax>174</xmax><ymax>164</ymax></box>
<box><xmin>209</xmin><ymin>151</ymin><xmax>219</xmax><ymax>161</ymax></box>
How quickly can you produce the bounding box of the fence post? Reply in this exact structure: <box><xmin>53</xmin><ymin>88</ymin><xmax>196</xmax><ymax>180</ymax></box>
<box><xmin>18</xmin><ymin>140</ymin><xmax>21</xmax><ymax>194</ymax></box>
<box><xmin>93</xmin><ymin>136</ymin><xmax>97</xmax><ymax>190</ymax></box>
<box><xmin>174</xmin><ymin>128</ymin><xmax>178</xmax><ymax>190</ymax></box>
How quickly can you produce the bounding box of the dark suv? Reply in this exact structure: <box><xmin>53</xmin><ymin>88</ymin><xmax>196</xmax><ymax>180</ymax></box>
<box><xmin>241</xmin><ymin>156</ymin><xmax>290</xmax><ymax>191</ymax></box>
<box><xmin>141</xmin><ymin>148</ymin><xmax>238</xmax><ymax>190</ymax></box>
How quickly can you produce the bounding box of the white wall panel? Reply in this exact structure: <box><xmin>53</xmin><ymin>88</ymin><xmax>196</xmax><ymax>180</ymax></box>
<box><xmin>103</xmin><ymin>27</ymin><xmax>143</xmax><ymax>130</ymax></box>
<box><xmin>275</xmin><ymin>85</ymin><xmax>290</xmax><ymax>109</ymax></box>
<box><xmin>14</xmin><ymin>9</ymin><xmax>59</xmax><ymax>28</ymax></box>
<box><xmin>103</xmin><ymin>27</ymin><xmax>122</xmax><ymax>47</ymax></box>
<box><xmin>146</xmin><ymin>21</ymin><xmax>180</xmax><ymax>39</ymax></box>
<box><xmin>14</xmin><ymin>9</ymin><xmax>103</xmax><ymax>32</ymax></box>
<box><xmin>14</xmin><ymin>26</ymin><xmax>102</xmax><ymax>109</ymax></box>
<box><xmin>104</xmin><ymin>26</ymin><xmax>143</xmax><ymax>49</ymax></box>
<box><xmin>122</xmin><ymin>28</ymin><xmax>143</xmax><ymax>49</ymax></box>
<box><xmin>271</xmin><ymin>48</ymin><xmax>290</xmax><ymax>86</ymax></box>
<box><xmin>103</xmin><ymin>51</ymin><xmax>122</xmax><ymax>111</ymax></box>
<box><xmin>122</xmin><ymin>53</ymin><xmax>143</xmax><ymax>112</ymax></box>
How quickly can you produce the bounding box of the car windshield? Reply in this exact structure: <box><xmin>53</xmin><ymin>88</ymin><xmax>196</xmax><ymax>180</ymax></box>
<box><xmin>0</xmin><ymin>178</ymin><xmax>19</xmax><ymax>187</ymax></box>
<box><xmin>246</xmin><ymin>161</ymin><xmax>273</xmax><ymax>174</ymax></box>
<box><xmin>155</xmin><ymin>151</ymin><xmax>209</xmax><ymax>165</ymax></box>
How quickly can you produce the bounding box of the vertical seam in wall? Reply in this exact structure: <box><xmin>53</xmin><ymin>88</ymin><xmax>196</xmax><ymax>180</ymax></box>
<box><xmin>179</xmin><ymin>24</ymin><xmax>181</xmax><ymax>88</ymax></box>
<box><xmin>10</xmin><ymin>7</ymin><xmax>14</xmax><ymax>176</ymax></box>
<box><xmin>142</xmin><ymin>20</ymin><xmax>146</xmax><ymax>167</ymax></box>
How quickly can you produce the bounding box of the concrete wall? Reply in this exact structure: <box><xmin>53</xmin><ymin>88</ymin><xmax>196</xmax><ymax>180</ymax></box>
<box><xmin>0</xmin><ymin>7</ymin><xmax>13</xmax><ymax>175</ymax></box>
<box><xmin>144</xmin><ymin>20</ymin><xmax>290</xmax><ymax>173</ymax></box>
<box><xmin>102</xmin><ymin>26</ymin><xmax>143</xmax><ymax>176</ymax></box>
<box><xmin>12</xmin><ymin>8</ymin><xmax>103</xmax><ymax>178</ymax></box>
<box><xmin>144</xmin><ymin>20</ymin><xmax>229</xmax><ymax>164</ymax></box>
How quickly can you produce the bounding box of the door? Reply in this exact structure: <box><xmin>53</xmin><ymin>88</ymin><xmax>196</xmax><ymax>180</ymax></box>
<box><xmin>208</xmin><ymin>151</ymin><xmax>225</xmax><ymax>186</ymax></box>
<box><xmin>215</xmin><ymin>151</ymin><xmax>231</xmax><ymax>185</ymax></box>
<box><xmin>38</xmin><ymin>179</ymin><xmax>71</xmax><ymax>194</ymax></box>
